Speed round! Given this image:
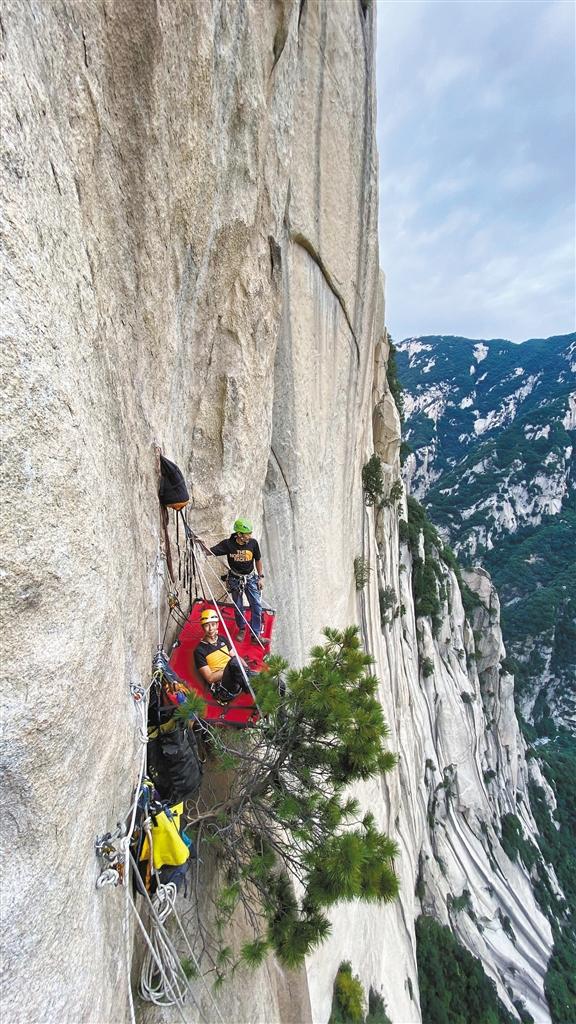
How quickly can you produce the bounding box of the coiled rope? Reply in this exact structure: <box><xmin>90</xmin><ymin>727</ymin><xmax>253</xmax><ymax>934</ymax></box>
<box><xmin>129</xmin><ymin>852</ymin><xmax>224</xmax><ymax>1024</ymax></box>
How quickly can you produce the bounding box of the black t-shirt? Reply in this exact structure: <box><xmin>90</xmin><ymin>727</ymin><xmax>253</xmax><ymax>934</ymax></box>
<box><xmin>210</xmin><ymin>534</ymin><xmax>261</xmax><ymax>576</ymax></box>
<box><xmin>194</xmin><ymin>637</ymin><xmax>232</xmax><ymax>673</ymax></box>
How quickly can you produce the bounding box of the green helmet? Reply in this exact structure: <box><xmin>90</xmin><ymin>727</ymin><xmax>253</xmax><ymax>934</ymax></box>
<box><xmin>233</xmin><ymin>517</ymin><xmax>253</xmax><ymax>534</ymax></box>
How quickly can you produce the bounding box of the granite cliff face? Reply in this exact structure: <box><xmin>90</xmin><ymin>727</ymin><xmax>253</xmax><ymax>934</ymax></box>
<box><xmin>1</xmin><ymin>3</ymin><xmax>553</xmax><ymax>1023</ymax></box>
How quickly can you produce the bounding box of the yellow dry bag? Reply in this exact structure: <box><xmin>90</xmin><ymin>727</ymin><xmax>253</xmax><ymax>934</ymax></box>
<box><xmin>140</xmin><ymin>802</ymin><xmax>189</xmax><ymax>870</ymax></box>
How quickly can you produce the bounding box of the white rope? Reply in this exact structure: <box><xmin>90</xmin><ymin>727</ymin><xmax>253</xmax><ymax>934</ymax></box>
<box><xmin>95</xmin><ymin>673</ymin><xmax>149</xmax><ymax>1019</ymax></box>
<box><xmin>117</xmin><ymin>688</ymin><xmax>149</xmax><ymax>1024</ymax></box>
<box><xmin>199</xmin><ymin>552</ymin><xmax>269</xmax><ymax>648</ymax></box>
<box><xmin>96</xmin><ymin>867</ymin><xmax>121</xmax><ymax>889</ymax></box>
<box><xmin>128</xmin><ymin>866</ymin><xmax>211</xmax><ymax>1024</ymax></box>
<box><xmin>122</xmin><ymin>695</ymin><xmax>149</xmax><ymax>847</ymax></box>
<box><xmin>169</xmin><ymin>895</ymin><xmax>226</xmax><ymax>1024</ymax></box>
<box><xmin>123</xmin><ymin>843</ymin><xmax>138</xmax><ymax>1024</ymax></box>
<box><xmin>129</xmin><ymin>887</ymin><xmax>191</xmax><ymax>1020</ymax></box>
<box><xmin>193</xmin><ymin>557</ymin><xmax>263</xmax><ymax>717</ymax></box>
<box><xmin>156</xmin><ymin>553</ymin><xmax>164</xmax><ymax>648</ymax></box>
<box><xmin>138</xmin><ymin>884</ymin><xmax>187</xmax><ymax>1009</ymax></box>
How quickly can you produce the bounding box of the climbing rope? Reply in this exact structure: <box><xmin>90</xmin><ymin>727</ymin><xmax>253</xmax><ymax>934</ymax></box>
<box><xmin>193</xmin><ymin>556</ymin><xmax>263</xmax><ymax>719</ymax></box>
<box><xmin>178</xmin><ymin>510</ymin><xmax>272</xmax><ymax>648</ymax></box>
<box><xmin>165</xmin><ymin>887</ymin><xmax>226</xmax><ymax>1024</ymax></box>
<box><xmin>95</xmin><ymin>519</ymin><xmax>255</xmax><ymax>1024</ymax></box>
<box><xmin>127</xmin><ymin>853</ymin><xmax>213</xmax><ymax>1024</ymax></box>
<box><xmin>136</xmin><ymin>883</ymin><xmax>189</xmax><ymax>1011</ymax></box>
<box><xmin>128</xmin><ymin>886</ymin><xmax>192</xmax><ymax>1021</ymax></box>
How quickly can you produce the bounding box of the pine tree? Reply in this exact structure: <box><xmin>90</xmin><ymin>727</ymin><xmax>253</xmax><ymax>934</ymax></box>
<box><xmin>183</xmin><ymin>626</ymin><xmax>399</xmax><ymax>974</ymax></box>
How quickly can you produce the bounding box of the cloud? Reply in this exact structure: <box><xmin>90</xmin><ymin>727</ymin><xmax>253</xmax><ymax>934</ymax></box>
<box><xmin>375</xmin><ymin>0</ymin><xmax>576</xmax><ymax>341</ymax></box>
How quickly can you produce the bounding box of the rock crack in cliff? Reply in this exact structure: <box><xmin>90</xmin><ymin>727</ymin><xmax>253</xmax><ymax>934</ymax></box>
<box><xmin>289</xmin><ymin>231</ymin><xmax>360</xmax><ymax>364</ymax></box>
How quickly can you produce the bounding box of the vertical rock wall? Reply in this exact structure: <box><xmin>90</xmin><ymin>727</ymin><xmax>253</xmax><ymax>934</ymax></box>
<box><xmin>1</xmin><ymin>1</ymin><xmax>298</xmax><ymax>1020</ymax></box>
<box><xmin>1</xmin><ymin>1</ymin><xmax>382</xmax><ymax>1021</ymax></box>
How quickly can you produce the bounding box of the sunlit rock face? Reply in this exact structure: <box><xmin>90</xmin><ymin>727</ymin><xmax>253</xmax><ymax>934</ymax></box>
<box><xmin>2</xmin><ymin>2</ymin><xmax>553</xmax><ymax>1023</ymax></box>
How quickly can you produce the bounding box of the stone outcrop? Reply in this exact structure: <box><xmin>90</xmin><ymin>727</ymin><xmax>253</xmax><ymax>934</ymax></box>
<box><xmin>1</xmin><ymin>3</ymin><xmax>553</xmax><ymax>1023</ymax></box>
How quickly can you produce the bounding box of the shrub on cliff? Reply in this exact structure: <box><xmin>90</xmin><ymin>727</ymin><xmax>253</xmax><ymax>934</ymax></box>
<box><xmin>329</xmin><ymin>962</ymin><xmax>392</xmax><ymax>1024</ymax></box>
<box><xmin>184</xmin><ymin>627</ymin><xmax>399</xmax><ymax>979</ymax></box>
<box><xmin>386</xmin><ymin>341</ymin><xmax>405</xmax><ymax>423</ymax></box>
<box><xmin>362</xmin><ymin>454</ymin><xmax>385</xmax><ymax>506</ymax></box>
<box><xmin>329</xmin><ymin>962</ymin><xmax>365</xmax><ymax>1023</ymax></box>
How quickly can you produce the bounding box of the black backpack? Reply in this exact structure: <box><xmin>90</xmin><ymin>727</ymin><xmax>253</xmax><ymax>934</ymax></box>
<box><xmin>147</xmin><ymin>664</ymin><xmax>203</xmax><ymax>802</ymax></box>
<box><xmin>159</xmin><ymin>455</ymin><xmax>189</xmax><ymax>509</ymax></box>
<box><xmin>147</xmin><ymin>719</ymin><xmax>203</xmax><ymax>802</ymax></box>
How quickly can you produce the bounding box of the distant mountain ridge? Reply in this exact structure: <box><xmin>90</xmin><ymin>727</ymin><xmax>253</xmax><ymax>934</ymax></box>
<box><xmin>396</xmin><ymin>332</ymin><xmax>575</xmax><ymax>732</ymax></box>
<box><xmin>398</xmin><ymin>333</ymin><xmax>574</xmax><ymax>521</ymax></box>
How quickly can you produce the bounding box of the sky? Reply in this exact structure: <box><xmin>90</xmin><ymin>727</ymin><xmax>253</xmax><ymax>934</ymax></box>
<box><xmin>376</xmin><ymin>0</ymin><xmax>575</xmax><ymax>343</ymax></box>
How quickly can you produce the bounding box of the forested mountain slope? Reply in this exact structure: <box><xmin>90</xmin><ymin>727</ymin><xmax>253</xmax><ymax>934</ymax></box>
<box><xmin>396</xmin><ymin>333</ymin><xmax>575</xmax><ymax>733</ymax></box>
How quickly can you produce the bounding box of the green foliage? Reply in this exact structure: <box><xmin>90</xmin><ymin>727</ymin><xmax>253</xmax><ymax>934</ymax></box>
<box><xmin>528</xmin><ymin>733</ymin><xmax>576</xmax><ymax>1023</ymax></box>
<box><xmin>483</xmin><ymin>769</ymin><xmax>497</xmax><ymax>784</ymax></box>
<box><xmin>329</xmin><ymin>962</ymin><xmax>365</xmax><ymax>1024</ymax></box>
<box><xmin>421</xmin><ymin>657</ymin><xmax>434</xmax><ymax>677</ymax></box>
<box><xmin>441</xmin><ymin>542</ymin><xmax>484</xmax><ymax>617</ymax></box>
<box><xmin>460</xmin><ymin>691</ymin><xmax>475</xmax><ymax>705</ymax></box>
<box><xmin>400</xmin><ymin>440</ymin><xmax>412</xmax><ymax>466</ymax></box>
<box><xmin>240</xmin><ymin>938</ymin><xmax>270</xmax><ymax>968</ymax></box>
<box><xmin>513</xmin><ymin>1000</ymin><xmax>534</xmax><ymax>1024</ymax></box>
<box><xmin>400</xmin><ymin>496</ymin><xmax>446</xmax><ymax>621</ymax></box>
<box><xmin>390</xmin><ymin>479</ymin><xmax>403</xmax><ymax>503</ymax></box>
<box><xmin>379</xmin><ymin>586</ymin><xmax>397</xmax><ymax>627</ymax></box>
<box><xmin>180</xmin><ymin>957</ymin><xmax>199</xmax><ymax>979</ymax></box>
<box><xmin>193</xmin><ymin>627</ymin><xmax>398</xmax><ymax>975</ymax></box>
<box><xmin>500</xmin><ymin>813</ymin><xmax>538</xmax><ymax>870</ymax></box>
<box><xmin>362</xmin><ymin>455</ymin><xmax>385</xmax><ymax>506</ymax></box>
<box><xmin>329</xmin><ymin>964</ymin><xmax>392</xmax><ymax>1024</ymax></box>
<box><xmin>173</xmin><ymin>690</ymin><xmax>208</xmax><ymax>721</ymax></box>
<box><xmin>448</xmin><ymin>889</ymin><xmax>472</xmax><ymax>914</ymax></box>
<box><xmin>497</xmin><ymin>909</ymin><xmax>516</xmax><ymax>944</ymax></box>
<box><xmin>381</xmin><ymin>479</ymin><xmax>404</xmax><ymax>510</ymax></box>
<box><xmin>413</xmin><ymin>558</ymin><xmax>442</xmax><ymax>620</ymax></box>
<box><xmin>366</xmin><ymin>988</ymin><xmax>392</xmax><ymax>1024</ymax></box>
<box><xmin>354</xmin><ymin>556</ymin><xmax>372</xmax><ymax>591</ymax></box>
<box><xmin>416</xmin><ymin>915</ymin><xmax>518</xmax><ymax>1024</ymax></box>
<box><xmin>470</xmin><ymin>498</ymin><xmax>576</xmax><ymax>716</ymax></box>
<box><xmin>386</xmin><ymin>341</ymin><xmax>405</xmax><ymax>422</ymax></box>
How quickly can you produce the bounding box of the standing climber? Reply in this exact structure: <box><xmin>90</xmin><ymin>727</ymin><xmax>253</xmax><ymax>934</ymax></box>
<box><xmin>209</xmin><ymin>518</ymin><xmax>266</xmax><ymax>643</ymax></box>
<box><xmin>194</xmin><ymin>608</ymin><xmax>252</xmax><ymax>703</ymax></box>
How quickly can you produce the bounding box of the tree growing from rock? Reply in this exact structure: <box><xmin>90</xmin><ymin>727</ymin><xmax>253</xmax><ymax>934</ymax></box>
<box><xmin>179</xmin><ymin>626</ymin><xmax>399</xmax><ymax>979</ymax></box>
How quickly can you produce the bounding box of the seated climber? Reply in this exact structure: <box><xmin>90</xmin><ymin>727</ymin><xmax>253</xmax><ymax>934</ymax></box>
<box><xmin>208</xmin><ymin>517</ymin><xmax>266</xmax><ymax>643</ymax></box>
<box><xmin>194</xmin><ymin>608</ymin><xmax>253</xmax><ymax>704</ymax></box>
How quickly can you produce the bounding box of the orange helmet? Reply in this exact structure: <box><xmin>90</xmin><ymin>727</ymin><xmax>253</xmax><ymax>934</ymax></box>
<box><xmin>200</xmin><ymin>608</ymin><xmax>219</xmax><ymax>625</ymax></box>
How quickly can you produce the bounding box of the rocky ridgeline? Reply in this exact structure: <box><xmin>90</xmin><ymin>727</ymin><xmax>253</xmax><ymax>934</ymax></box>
<box><xmin>397</xmin><ymin>333</ymin><xmax>575</xmax><ymax>540</ymax></box>
<box><xmin>396</xmin><ymin>334</ymin><xmax>575</xmax><ymax>734</ymax></box>
<box><xmin>1</xmin><ymin>4</ymin><xmax>556</xmax><ymax>1023</ymax></box>
<box><xmin>367</xmin><ymin>450</ymin><xmax>554</xmax><ymax>1022</ymax></box>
